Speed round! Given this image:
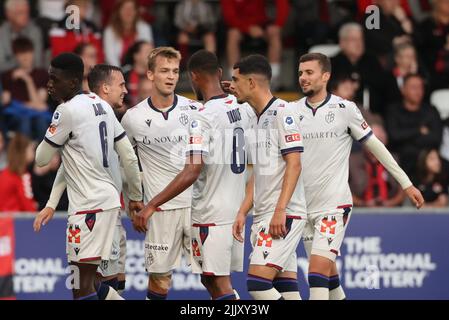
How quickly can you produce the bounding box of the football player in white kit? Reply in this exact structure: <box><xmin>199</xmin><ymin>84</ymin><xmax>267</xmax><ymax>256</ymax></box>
<box><xmin>230</xmin><ymin>55</ymin><xmax>306</xmax><ymax>300</ymax></box>
<box><xmin>121</xmin><ymin>47</ymin><xmax>202</xmax><ymax>300</ymax></box>
<box><xmin>34</xmin><ymin>53</ymin><xmax>142</xmax><ymax>300</ymax></box>
<box><xmin>289</xmin><ymin>53</ymin><xmax>424</xmax><ymax>300</ymax></box>
<box><xmin>134</xmin><ymin>50</ymin><xmax>254</xmax><ymax>300</ymax></box>
<box><xmin>33</xmin><ymin>64</ymin><xmax>142</xmax><ymax>297</ymax></box>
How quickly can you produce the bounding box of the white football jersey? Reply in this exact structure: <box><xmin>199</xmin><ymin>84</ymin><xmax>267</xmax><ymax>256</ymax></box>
<box><xmin>45</xmin><ymin>93</ymin><xmax>125</xmax><ymax>215</ymax></box>
<box><xmin>121</xmin><ymin>94</ymin><xmax>202</xmax><ymax>210</ymax></box>
<box><xmin>186</xmin><ymin>94</ymin><xmax>255</xmax><ymax>225</ymax></box>
<box><xmin>289</xmin><ymin>94</ymin><xmax>372</xmax><ymax>213</ymax></box>
<box><xmin>250</xmin><ymin>98</ymin><xmax>307</xmax><ymax>223</ymax></box>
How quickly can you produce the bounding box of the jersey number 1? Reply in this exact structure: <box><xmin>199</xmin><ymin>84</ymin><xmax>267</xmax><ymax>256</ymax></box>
<box><xmin>99</xmin><ymin>121</ymin><xmax>109</xmax><ymax>168</ymax></box>
<box><xmin>231</xmin><ymin>127</ymin><xmax>245</xmax><ymax>174</ymax></box>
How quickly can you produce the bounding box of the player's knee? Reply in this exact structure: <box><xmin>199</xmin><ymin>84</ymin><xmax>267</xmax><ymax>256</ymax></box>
<box><xmin>247</xmin><ymin>274</ymin><xmax>282</xmax><ymax>300</ymax></box>
<box><xmin>149</xmin><ymin>272</ymin><xmax>172</xmax><ymax>292</ymax></box>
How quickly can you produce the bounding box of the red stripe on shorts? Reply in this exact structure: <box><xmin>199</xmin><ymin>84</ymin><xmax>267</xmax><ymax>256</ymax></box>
<box><xmin>337</xmin><ymin>204</ymin><xmax>352</xmax><ymax>209</ymax></box>
<box><xmin>266</xmin><ymin>263</ymin><xmax>283</xmax><ymax>271</ymax></box>
<box><xmin>286</xmin><ymin>215</ymin><xmax>302</xmax><ymax>219</ymax></box>
<box><xmin>192</xmin><ymin>223</ymin><xmax>216</xmax><ymax>227</ymax></box>
<box><xmin>75</xmin><ymin>209</ymin><xmax>103</xmax><ymax>215</ymax></box>
<box><xmin>79</xmin><ymin>256</ymin><xmax>102</xmax><ymax>262</ymax></box>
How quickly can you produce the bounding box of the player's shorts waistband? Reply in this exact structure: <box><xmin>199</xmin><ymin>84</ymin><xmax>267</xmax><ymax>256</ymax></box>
<box><xmin>74</xmin><ymin>207</ymin><xmax>121</xmax><ymax>215</ymax></box>
<box><xmin>192</xmin><ymin>223</ymin><xmax>217</xmax><ymax>227</ymax></box>
<box><xmin>75</xmin><ymin>209</ymin><xmax>103</xmax><ymax>215</ymax></box>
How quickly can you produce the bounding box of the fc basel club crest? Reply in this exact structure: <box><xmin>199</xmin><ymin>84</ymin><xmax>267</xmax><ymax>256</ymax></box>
<box><xmin>179</xmin><ymin>113</ymin><xmax>189</xmax><ymax>126</ymax></box>
<box><xmin>325</xmin><ymin>111</ymin><xmax>335</xmax><ymax>124</ymax></box>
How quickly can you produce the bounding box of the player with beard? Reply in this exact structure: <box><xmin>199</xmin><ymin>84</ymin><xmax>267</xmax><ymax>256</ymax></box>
<box><xmin>289</xmin><ymin>53</ymin><xmax>424</xmax><ymax>300</ymax></box>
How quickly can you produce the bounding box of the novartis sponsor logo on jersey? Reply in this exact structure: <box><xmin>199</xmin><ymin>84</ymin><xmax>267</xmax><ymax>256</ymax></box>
<box><xmin>142</xmin><ymin>135</ymin><xmax>189</xmax><ymax>145</ymax></box>
<box><xmin>302</xmin><ymin>131</ymin><xmax>339</xmax><ymax>140</ymax></box>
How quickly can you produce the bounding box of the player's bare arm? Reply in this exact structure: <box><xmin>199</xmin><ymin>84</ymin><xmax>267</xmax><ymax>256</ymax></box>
<box><xmin>363</xmin><ymin>134</ymin><xmax>424</xmax><ymax>209</ymax></box>
<box><xmin>134</xmin><ymin>154</ymin><xmax>204</xmax><ymax>233</ymax></box>
<box><xmin>233</xmin><ymin>172</ymin><xmax>254</xmax><ymax>242</ymax></box>
<box><xmin>270</xmin><ymin>152</ymin><xmax>302</xmax><ymax>239</ymax></box>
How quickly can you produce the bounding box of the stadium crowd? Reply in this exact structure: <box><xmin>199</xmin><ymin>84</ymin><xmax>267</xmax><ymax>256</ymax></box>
<box><xmin>0</xmin><ymin>0</ymin><xmax>448</xmax><ymax>212</ymax></box>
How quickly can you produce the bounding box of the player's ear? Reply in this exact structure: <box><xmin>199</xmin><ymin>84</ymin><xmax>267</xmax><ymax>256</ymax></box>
<box><xmin>322</xmin><ymin>71</ymin><xmax>331</xmax><ymax>82</ymax></box>
<box><xmin>218</xmin><ymin>68</ymin><xmax>223</xmax><ymax>80</ymax></box>
<box><xmin>147</xmin><ymin>70</ymin><xmax>154</xmax><ymax>81</ymax></box>
<box><xmin>102</xmin><ymin>82</ymin><xmax>109</xmax><ymax>94</ymax></box>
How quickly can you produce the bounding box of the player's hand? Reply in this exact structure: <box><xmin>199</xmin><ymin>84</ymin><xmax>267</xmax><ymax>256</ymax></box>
<box><xmin>33</xmin><ymin>207</ymin><xmax>55</xmax><ymax>232</ymax></box>
<box><xmin>128</xmin><ymin>200</ymin><xmax>144</xmax><ymax>220</ymax></box>
<box><xmin>269</xmin><ymin>209</ymin><xmax>287</xmax><ymax>239</ymax></box>
<box><xmin>405</xmin><ymin>186</ymin><xmax>425</xmax><ymax>209</ymax></box>
<box><xmin>233</xmin><ymin>212</ymin><xmax>246</xmax><ymax>243</ymax></box>
<box><xmin>133</xmin><ymin>205</ymin><xmax>156</xmax><ymax>233</ymax></box>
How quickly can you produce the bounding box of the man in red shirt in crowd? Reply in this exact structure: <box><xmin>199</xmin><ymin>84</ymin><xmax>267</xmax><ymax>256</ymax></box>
<box><xmin>221</xmin><ymin>0</ymin><xmax>289</xmax><ymax>89</ymax></box>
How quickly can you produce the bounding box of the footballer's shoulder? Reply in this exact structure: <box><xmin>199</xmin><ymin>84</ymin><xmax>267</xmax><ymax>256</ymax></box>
<box><xmin>177</xmin><ymin>94</ymin><xmax>202</xmax><ymax>107</ymax></box>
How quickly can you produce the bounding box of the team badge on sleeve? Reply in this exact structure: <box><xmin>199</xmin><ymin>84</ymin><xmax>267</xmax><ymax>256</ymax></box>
<box><xmin>52</xmin><ymin>111</ymin><xmax>61</xmax><ymax>125</ymax></box>
<box><xmin>284</xmin><ymin>116</ymin><xmax>295</xmax><ymax>129</ymax></box>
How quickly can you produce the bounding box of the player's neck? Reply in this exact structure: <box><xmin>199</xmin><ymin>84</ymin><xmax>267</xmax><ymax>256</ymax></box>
<box><xmin>64</xmin><ymin>88</ymin><xmax>82</xmax><ymax>102</ymax></box>
<box><xmin>151</xmin><ymin>93</ymin><xmax>175</xmax><ymax>109</ymax></box>
<box><xmin>251</xmin><ymin>90</ymin><xmax>274</xmax><ymax>115</ymax></box>
<box><xmin>306</xmin><ymin>90</ymin><xmax>328</xmax><ymax>107</ymax></box>
<box><xmin>202</xmin><ymin>81</ymin><xmax>224</xmax><ymax>102</ymax></box>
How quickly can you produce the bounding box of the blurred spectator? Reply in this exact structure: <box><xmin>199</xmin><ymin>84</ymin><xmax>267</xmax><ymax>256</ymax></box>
<box><xmin>175</xmin><ymin>0</ymin><xmax>217</xmax><ymax>61</ymax></box>
<box><xmin>358</xmin><ymin>0</ymin><xmax>432</xmax><ymax>22</ymax></box>
<box><xmin>331</xmin><ymin>22</ymin><xmax>387</xmax><ymax>115</ymax></box>
<box><xmin>416</xmin><ymin>148</ymin><xmax>448</xmax><ymax>207</ymax></box>
<box><xmin>0</xmin><ymin>131</ymin><xmax>6</xmax><ymax>171</ymax></box>
<box><xmin>386</xmin><ymin>74</ymin><xmax>443</xmax><ymax>180</ymax></box>
<box><xmin>74</xmin><ymin>42</ymin><xmax>98</xmax><ymax>92</ymax></box>
<box><xmin>122</xmin><ymin>40</ymin><xmax>153</xmax><ymax>107</ymax></box>
<box><xmin>103</xmin><ymin>0</ymin><xmax>154</xmax><ymax>67</ymax></box>
<box><xmin>364</xmin><ymin>0</ymin><xmax>414</xmax><ymax>64</ymax></box>
<box><xmin>292</xmin><ymin>0</ymin><xmax>331</xmax><ymax>55</ymax></box>
<box><xmin>440</xmin><ymin>118</ymin><xmax>449</xmax><ymax>174</ymax></box>
<box><xmin>99</xmin><ymin>0</ymin><xmax>155</xmax><ymax>28</ymax></box>
<box><xmin>350</xmin><ymin>123</ymin><xmax>405</xmax><ymax>207</ymax></box>
<box><xmin>137</xmin><ymin>77</ymin><xmax>153</xmax><ymax>103</ymax></box>
<box><xmin>221</xmin><ymin>0</ymin><xmax>289</xmax><ymax>88</ymax></box>
<box><xmin>0</xmin><ymin>133</ymin><xmax>37</xmax><ymax>213</ymax></box>
<box><xmin>0</xmin><ymin>0</ymin><xmax>44</xmax><ymax>73</ymax></box>
<box><xmin>37</xmin><ymin>0</ymin><xmax>66</xmax><ymax>22</ymax></box>
<box><xmin>32</xmin><ymin>153</ymin><xmax>68</xmax><ymax>211</ymax></box>
<box><xmin>49</xmin><ymin>0</ymin><xmax>104</xmax><ymax>63</ymax></box>
<box><xmin>385</xmin><ymin>42</ymin><xmax>429</xmax><ymax>105</ymax></box>
<box><xmin>416</xmin><ymin>0</ymin><xmax>449</xmax><ymax>90</ymax></box>
<box><xmin>1</xmin><ymin>37</ymin><xmax>51</xmax><ymax>141</ymax></box>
